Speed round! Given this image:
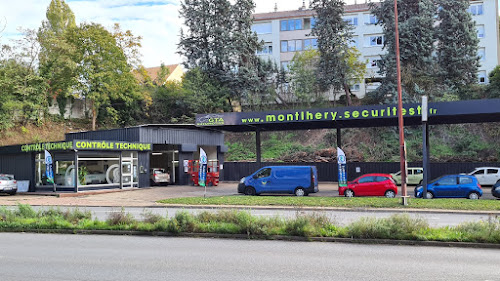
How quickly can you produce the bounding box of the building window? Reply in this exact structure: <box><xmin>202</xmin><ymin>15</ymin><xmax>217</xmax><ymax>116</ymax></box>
<box><xmin>366</xmin><ymin>14</ymin><xmax>377</xmax><ymax>24</ymax></box>
<box><xmin>304</xmin><ymin>38</ymin><xmax>318</xmax><ymax>50</ymax></box>
<box><xmin>478</xmin><ymin>48</ymin><xmax>485</xmax><ymax>61</ymax></box>
<box><xmin>344</xmin><ymin>16</ymin><xmax>358</xmax><ymax>26</ymax></box>
<box><xmin>478</xmin><ymin>70</ymin><xmax>486</xmax><ymax>84</ymax></box>
<box><xmin>350</xmin><ymin>84</ymin><xmax>360</xmax><ymax>91</ymax></box>
<box><xmin>280</xmin><ymin>19</ymin><xmax>302</xmax><ymax>31</ymax></box>
<box><xmin>281</xmin><ymin>41</ymin><xmax>287</xmax><ymax>53</ymax></box>
<box><xmin>311</xmin><ymin>17</ymin><xmax>316</xmax><ymax>28</ymax></box>
<box><xmin>304</xmin><ymin>18</ymin><xmax>311</xmax><ymax>29</ymax></box>
<box><xmin>367</xmin><ymin>57</ymin><xmax>381</xmax><ymax>68</ymax></box>
<box><xmin>295</xmin><ymin>40</ymin><xmax>302</xmax><ymax>51</ymax></box>
<box><xmin>370</xmin><ymin>36</ymin><xmax>384</xmax><ymax>46</ymax></box>
<box><xmin>469</xmin><ymin>4</ymin><xmax>483</xmax><ymax>15</ymax></box>
<box><xmin>281</xmin><ymin>61</ymin><xmax>290</xmax><ymax>71</ymax></box>
<box><xmin>288</xmin><ymin>40</ymin><xmax>295</xmax><ymax>52</ymax></box>
<box><xmin>251</xmin><ymin>23</ymin><xmax>272</xmax><ymax>34</ymax></box>
<box><xmin>257</xmin><ymin>44</ymin><xmax>273</xmax><ymax>55</ymax></box>
<box><xmin>477</xmin><ymin>25</ymin><xmax>485</xmax><ymax>38</ymax></box>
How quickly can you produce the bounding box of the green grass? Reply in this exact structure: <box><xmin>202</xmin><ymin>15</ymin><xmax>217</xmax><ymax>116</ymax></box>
<box><xmin>1</xmin><ymin>204</ymin><xmax>500</xmax><ymax>244</ymax></box>
<box><xmin>157</xmin><ymin>196</ymin><xmax>500</xmax><ymax>211</ymax></box>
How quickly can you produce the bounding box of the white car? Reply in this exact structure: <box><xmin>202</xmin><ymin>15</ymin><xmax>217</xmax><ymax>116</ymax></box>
<box><xmin>468</xmin><ymin>167</ymin><xmax>500</xmax><ymax>186</ymax></box>
<box><xmin>0</xmin><ymin>174</ymin><xmax>17</xmax><ymax>195</ymax></box>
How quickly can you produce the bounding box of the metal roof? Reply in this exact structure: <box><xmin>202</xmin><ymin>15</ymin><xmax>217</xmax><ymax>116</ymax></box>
<box><xmin>195</xmin><ymin>99</ymin><xmax>500</xmax><ymax>132</ymax></box>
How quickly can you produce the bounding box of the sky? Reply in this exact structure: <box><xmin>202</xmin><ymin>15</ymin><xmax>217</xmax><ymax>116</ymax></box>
<box><xmin>0</xmin><ymin>0</ymin><xmax>495</xmax><ymax>67</ymax></box>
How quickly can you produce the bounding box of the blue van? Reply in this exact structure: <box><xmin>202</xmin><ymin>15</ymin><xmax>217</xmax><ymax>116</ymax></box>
<box><xmin>238</xmin><ymin>166</ymin><xmax>318</xmax><ymax>196</ymax></box>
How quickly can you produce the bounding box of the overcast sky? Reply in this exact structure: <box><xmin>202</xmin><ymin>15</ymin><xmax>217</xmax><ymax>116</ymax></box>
<box><xmin>0</xmin><ymin>0</ymin><xmax>492</xmax><ymax>67</ymax></box>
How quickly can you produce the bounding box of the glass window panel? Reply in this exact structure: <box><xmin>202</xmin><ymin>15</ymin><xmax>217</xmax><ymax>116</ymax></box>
<box><xmin>295</xmin><ymin>19</ymin><xmax>302</xmax><ymax>30</ymax></box>
<box><xmin>288</xmin><ymin>40</ymin><xmax>295</xmax><ymax>52</ymax></box>
<box><xmin>281</xmin><ymin>41</ymin><xmax>287</xmax><ymax>52</ymax></box>
<box><xmin>252</xmin><ymin>23</ymin><xmax>272</xmax><ymax>34</ymax></box>
<box><xmin>288</xmin><ymin>20</ymin><xmax>295</xmax><ymax>31</ymax></box>
<box><xmin>280</xmin><ymin>20</ymin><xmax>287</xmax><ymax>31</ymax></box>
<box><xmin>312</xmin><ymin>38</ymin><xmax>318</xmax><ymax>49</ymax></box>
<box><xmin>477</xmin><ymin>25</ymin><xmax>485</xmax><ymax>38</ymax></box>
<box><xmin>296</xmin><ymin>40</ymin><xmax>302</xmax><ymax>51</ymax></box>
<box><xmin>304</xmin><ymin>18</ymin><xmax>311</xmax><ymax>29</ymax></box>
<box><xmin>311</xmin><ymin>17</ymin><xmax>316</xmax><ymax>28</ymax></box>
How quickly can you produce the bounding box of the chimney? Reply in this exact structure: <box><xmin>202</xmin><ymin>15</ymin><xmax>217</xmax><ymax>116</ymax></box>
<box><xmin>274</xmin><ymin>2</ymin><xmax>277</xmax><ymax>12</ymax></box>
<box><xmin>301</xmin><ymin>0</ymin><xmax>306</xmax><ymax>10</ymax></box>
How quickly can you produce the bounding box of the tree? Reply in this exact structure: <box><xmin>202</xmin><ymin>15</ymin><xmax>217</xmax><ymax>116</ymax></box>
<box><xmin>310</xmin><ymin>0</ymin><xmax>355</xmax><ymax>106</ymax></box>
<box><xmin>182</xmin><ymin>67</ymin><xmax>231</xmax><ymax>113</ymax></box>
<box><xmin>486</xmin><ymin>65</ymin><xmax>500</xmax><ymax>98</ymax></box>
<box><xmin>178</xmin><ymin>0</ymin><xmax>264</xmax><ymax>111</ymax></box>
<box><xmin>436</xmin><ymin>0</ymin><xmax>480</xmax><ymax>90</ymax></box>
<box><xmin>37</xmin><ymin>0</ymin><xmax>78</xmax><ymax>116</ymax></box>
<box><xmin>370</xmin><ymin>0</ymin><xmax>436</xmax><ymax>103</ymax></box>
<box><xmin>112</xmin><ymin>23</ymin><xmax>143</xmax><ymax>69</ymax></box>
<box><xmin>67</xmin><ymin>23</ymin><xmax>140</xmax><ymax>130</ymax></box>
<box><xmin>288</xmin><ymin>49</ymin><xmax>323</xmax><ymax>108</ymax></box>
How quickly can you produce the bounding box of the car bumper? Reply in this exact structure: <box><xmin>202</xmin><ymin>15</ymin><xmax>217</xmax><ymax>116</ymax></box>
<box><xmin>237</xmin><ymin>183</ymin><xmax>246</xmax><ymax>193</ymax></box>
<box><xmin>0</xmin><ymin>186</ymin><xmax>17</xmax><ymax>193</ymax></box>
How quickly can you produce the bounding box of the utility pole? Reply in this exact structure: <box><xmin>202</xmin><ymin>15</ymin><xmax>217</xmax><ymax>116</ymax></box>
<box><xmin>393</xmin><ymin>0</ymin><xmax>408</xmax><ymax>205</ymax></box>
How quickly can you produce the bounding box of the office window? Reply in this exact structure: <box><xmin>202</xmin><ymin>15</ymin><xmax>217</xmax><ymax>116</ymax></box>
<box><xmin>478</xmin><ymin>71</ymin><xmax>486</xmax><ymax>84</ymax></box>
<box><xmin>252</xmin><ymin>23</ymin><xmax>272</xmax><ymax>34</ymax></box>
<box><xmin>281</xmin><ymin>19</ymin><xmax>303</xmax><ymax>31</ymax></box>
<box><xmin>477</xmin><ymin>25</ymin><xmax>485</xmax><ymax>38</ymax></box>
<box><xmin>469</xmin><ymin>4</ymin><xmax>483</xmax><ymax>15</ymax></box>
<box><xmin>288</xmin><ymin>40</ymin><xmax>295</xmax><ymax>52</ymax></box>
<box><xmin>295</xmin><ymin>19</ymin><xmax>302</xmax><ymax>30</ymax></box>
<box><xmin>344</xmin><ymin>17</ymin><xmax>358</xmax><ymax>26</ymax></box>
<box><xmin>478</xmin><ymin>48</ymin><xmax>485</xmax><ymax>61</ymax></box>
<box><xmin>281</xmin><ymin>41</ymin><xmax>287</xmax><ymax>53</ymax></box>
<box><xmin>370</xmin><ymin>36</ymin><xmax>384</xmax><ymax>46</ymax></box>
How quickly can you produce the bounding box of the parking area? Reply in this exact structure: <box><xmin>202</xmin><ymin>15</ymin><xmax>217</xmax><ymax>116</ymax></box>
<box><xmin>0</xmin><ymin>182</ymin><xmax>495</xmax><ymax>207</ymax></box>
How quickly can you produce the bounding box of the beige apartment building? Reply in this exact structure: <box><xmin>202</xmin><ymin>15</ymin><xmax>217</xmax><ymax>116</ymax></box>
<box><xmin>252</xmin><ymin>0</ymin><xmax>500</xmax><ymax>99</ymax></box>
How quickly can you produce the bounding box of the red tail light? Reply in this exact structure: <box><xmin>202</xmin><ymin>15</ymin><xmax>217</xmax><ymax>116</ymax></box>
<box><xmin>477</xmin><ymin>183</ymin><xmax>481</xmax><ymax>189</ymax></box>
<box><xmin>13</xmin><ymin>181</ymin><xmax>17</xmax><ymax>184</ymax></box>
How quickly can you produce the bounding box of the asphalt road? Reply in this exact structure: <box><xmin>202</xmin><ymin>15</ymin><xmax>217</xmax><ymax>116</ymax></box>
<box><xmin>0</xmin><ymin>233</ymin><xmax>498</xmax><ymax>281</ymax></box>
<box><xmin>9</xmin><ymin>205</ymin><xmax>499</xmax><ymax>227</ymax></box>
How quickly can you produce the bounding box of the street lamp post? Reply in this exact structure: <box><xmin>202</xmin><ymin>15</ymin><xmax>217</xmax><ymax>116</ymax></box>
<box><xmin>393</xmin><ymin>0</ymin><xmax>408</xmax><ymax>205</ymax></box>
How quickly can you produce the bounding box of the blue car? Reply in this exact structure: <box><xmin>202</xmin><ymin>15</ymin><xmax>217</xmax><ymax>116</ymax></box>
<box><xmin>414</xmin><ymin>175</ymin><xmax>482</xmax><ymax>199</ymax></box>
<box><xmin>238</xmin><ymin>166</ymin><xmax>318</xmax><ymax>196</ymax></box>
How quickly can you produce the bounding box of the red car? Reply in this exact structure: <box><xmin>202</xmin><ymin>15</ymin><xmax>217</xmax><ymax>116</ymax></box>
<box><xmin>339</xmin><ymin>173</ymin><xmax>398</xmax><ymax>198</ymax></box>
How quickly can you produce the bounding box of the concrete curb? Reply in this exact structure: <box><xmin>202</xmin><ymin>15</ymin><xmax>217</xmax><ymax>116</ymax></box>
<box><xmin>158</xmin><ymin>204</ymin><xmax>500</xmax><ymax>215</ymax></box>
<box><xmin>2</xmin><ymin>228</ymin><xmax>499</xmax><ymax>249</ymax></box>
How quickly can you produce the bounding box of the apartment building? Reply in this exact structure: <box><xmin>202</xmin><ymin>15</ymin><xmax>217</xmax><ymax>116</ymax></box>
<box><xmin>252</xmin><ymin>0</ymin><xmax>500</xmax><ymax>99</ymax></box>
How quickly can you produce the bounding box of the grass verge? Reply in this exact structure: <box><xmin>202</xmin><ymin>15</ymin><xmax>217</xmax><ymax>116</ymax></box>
<box><xmin>157</xmin><ymin>196</ymin><xmax>500</xmax><ymax>211</ymax></box>
<box><xmin>1</xmin><ymin>204</ymin><xmax>500</xmax><ymax>244</ymax></box>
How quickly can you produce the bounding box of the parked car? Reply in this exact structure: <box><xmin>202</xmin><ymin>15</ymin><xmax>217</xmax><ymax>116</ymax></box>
<box><xmin>0</xmin><ymin>174</ymin><xmax>17</xmax><ymax>195</ymax></box>
<box><xmin>414</xmin><ymin>174</ymin><xmax>482</xmax><ymax>199</ymax></box>
<box><xmin>150</xmin><ymin>168</ymin><xmax>170</xmax><ymax>186</ymax></box>
<box><xmin>467</xmin><ymin>167</ymin><xmax>500</xmax><ymax>186</ymax></box>
<box><xmin>238</xmin><ymin>166</ymin><xmax>318</xmax><ymax>196</ymax></box>
<box><xmin>390</xmin><ymin>167</ymin><xmax>424</xmax><ymax>185</ymax></box>
<box><xmin>492</xmin><ymin>180</ymin><xmax>500</xmax><ymax>198</ymax></box>
<box><xmin>339</xmin><ymin>173</ymin><xmax>398</xmax><ymax>198</ymax></box>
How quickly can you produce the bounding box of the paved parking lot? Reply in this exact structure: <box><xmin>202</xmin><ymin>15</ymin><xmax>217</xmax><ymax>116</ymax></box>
<box><xmin>0</xmin><ymin>182</ymin><xmax>495</xmax><ymax>207</ymax></box>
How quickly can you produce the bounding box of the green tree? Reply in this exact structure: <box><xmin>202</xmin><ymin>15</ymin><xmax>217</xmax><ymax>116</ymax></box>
<box><xmin>288</xmin><ymin>49</ymin><xmax>323</xmax><ymax>108</ymax></box>
<box><xmin>182</xmin><ymin>68</ymin><xmax>231</xmax><ymax>113</ymax></box>
<box><xmin>112</xmin><ymin>23</ymin><xmax>143</xmax><ymax>69</ymax></box>
<box><xmin>67</xmin><ymin>23</ymin><xmax>140</xmax><ymax>130</ymax></box>
<box><xmin>37</xmin><ymin>0</ymin><xmax>78</xmax><ymax>116</ymax></box>
<box><xmin>486</xmin><ymin>65</ymin><xmax>500</xmax><ymax>98</ymax></box>
<box><xmin>436</xmin><ymin>0</ymin><xmax>479</xmax><ymax>90</ymax></box>
<box><xmin>310</xmin><ymin>0</ymin><xmax>355</xmax><ymax>106</ymax></box>
<box><xmin>370</xmin><ymin>0</ymin><xmax>436</xmax><ymax>103</ymax></box>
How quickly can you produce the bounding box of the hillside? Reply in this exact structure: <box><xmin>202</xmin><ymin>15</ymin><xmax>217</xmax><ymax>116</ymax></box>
<box><xmin>224</xmin><ymin>123</ymin><xmax>500</xmax><ymax>163</ymax></box>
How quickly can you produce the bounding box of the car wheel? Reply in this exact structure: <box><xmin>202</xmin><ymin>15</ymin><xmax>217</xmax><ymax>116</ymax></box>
<box><xmin>9</xmin><ymin>191</ymin><xmax>16</xmax><ymax>196</ymax></box>
<box><xmin>295</xmin><ymin>187</ymin><xmax>306</xmax><ymax>197</ymax></box>
<box><xmin>244</xmin><ymin>187</ymin><xmax>256</xmax><ymax>196</ymax></box>
<box><xmin>344</xmin><ymin>189</ymin><xmax>354</xmax><ymax>198</ymax></box>
<box><xmin>425</xmin><ymin>191</ymin><xmax>434</xmax><ymax>199</ymax></box>
<box><xmin>468</xmin><ymin>192</ymin><xmax>480</xmax><ymax>200</ymax></box>
<box><xmin>385</xmin><ymin>190</ymin><xmax>396</xmax><ymax>198</ymax></box>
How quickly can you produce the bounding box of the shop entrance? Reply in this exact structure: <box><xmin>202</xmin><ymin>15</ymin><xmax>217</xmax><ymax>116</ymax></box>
<box><xmin>150</xmin><ymin>145</ymin><xmax>179</xmax><ymax>184</ymax></box>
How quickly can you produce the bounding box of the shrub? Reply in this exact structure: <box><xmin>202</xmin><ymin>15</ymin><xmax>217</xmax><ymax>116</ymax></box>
<box><xmin>16</xmin><ymin>204</ymin><xmax>37</xmax><ymax>218</ymax></box>
<box><xmin>347</xmin><ymin>214</ymin><xmax>429</xmax><ymax>240</ymax></box>
<box><xmin>106</xmin><ymin>208</ymin><xmax>136</xmax><ymax>226</ymax></box>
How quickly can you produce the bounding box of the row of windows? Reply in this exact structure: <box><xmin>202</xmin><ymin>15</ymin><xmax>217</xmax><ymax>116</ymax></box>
<box><xmin>280</xmin><ymin>39</ymin><xmax>318</xmax><ymax>53</ymax></box>
<box><xmin>280</xmin><ymin>18</ymin><xmax>316</xmax><ymax>31</ymax></box>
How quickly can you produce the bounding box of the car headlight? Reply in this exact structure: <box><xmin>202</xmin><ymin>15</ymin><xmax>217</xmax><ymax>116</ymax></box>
<box><xmin>239</xmin><ymin>177</ymin><xmax>246</xmax><ymax>184</ymax></box>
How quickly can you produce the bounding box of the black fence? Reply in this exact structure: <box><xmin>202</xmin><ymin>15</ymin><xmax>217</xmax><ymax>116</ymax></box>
<box><xmin>222</xmin><ymin>162</ymin><xmax>500</xmax><ymax>182</ymax></box>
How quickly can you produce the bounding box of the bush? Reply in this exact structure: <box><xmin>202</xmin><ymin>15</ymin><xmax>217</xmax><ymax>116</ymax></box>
<box><xmin>106</xmin><ymin>208</ymin><xmax>136</xmax><ymax>226</ymax></box>
<box><xmin>16</xmin><ymin>204</ymin><xmax>37</xmax><ymax>218</ymax></box>
<box><xmin>347</xmin><ymin>214</ymin><xmax>429</xmax><ymax>240</ymax></box>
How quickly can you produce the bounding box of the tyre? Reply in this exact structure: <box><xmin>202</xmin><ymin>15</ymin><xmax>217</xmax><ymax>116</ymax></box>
<box><xmin>468</xmin><ymin>192</ymin><xmax>480</xmax><ymax>200</ymax></box>
<box><xmin>425</xmin><ymin>191</ymin><xmax>434</xmax><ymax>199</ymax></box>
<box><xmin>9</xmin><ymin>191</ymin><xmax>16</xmax><ymax>196</ymax></box>
<box><xmin>385</xmin><ymin>190</ymin><xmax>396</xmax><ymax>198</ymax></box>
<box><xmin>344</xmin><ymin>189</ymin><xmax>354</xmax><ymax>197</ymax></box>
<box><xmin>244</xmin><ymin>186</ymin><xmax>256</xmax><ymax>196</ymax></box>
<box><xmin>294</xmin><ymin>187</ymin><xmax>306</xmax><ymax>197</ymax></box>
